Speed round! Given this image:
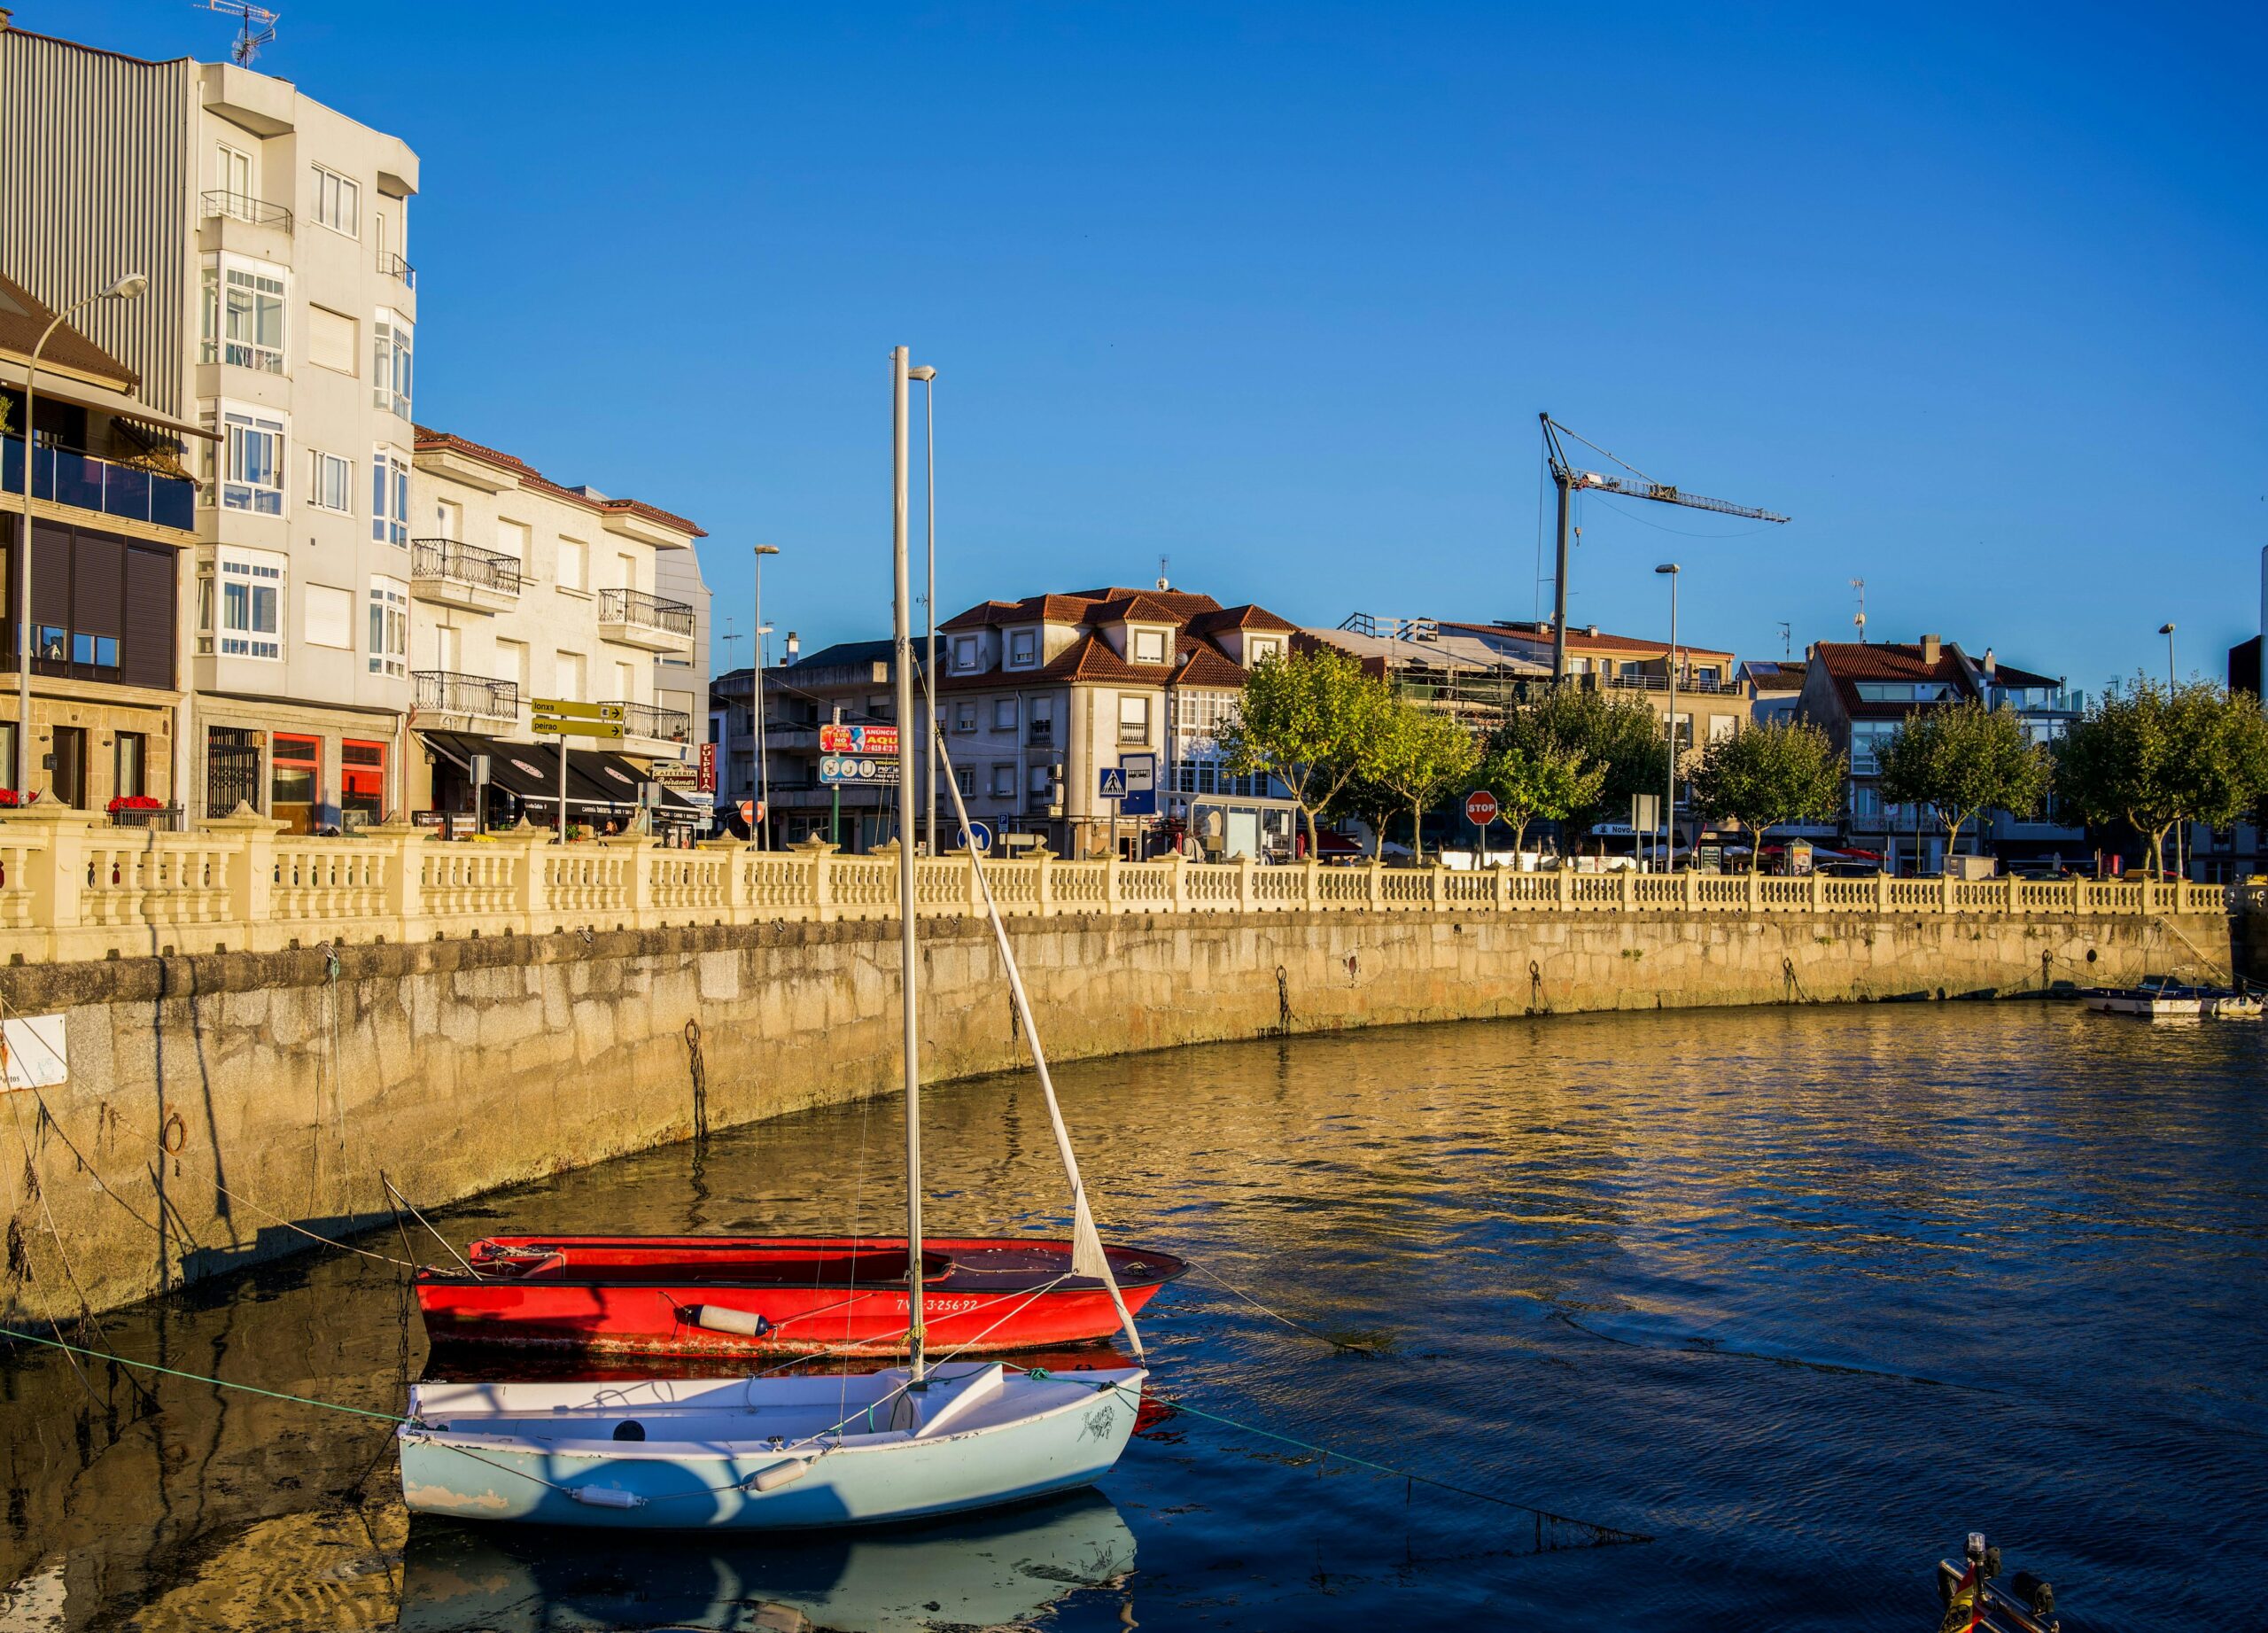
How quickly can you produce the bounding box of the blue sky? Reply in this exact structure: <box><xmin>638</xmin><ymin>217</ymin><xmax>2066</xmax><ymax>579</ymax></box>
<box><xmin>58</xmin><ymin>2</ymin><xmax>2268</xmax><ymax>688</ymax></box>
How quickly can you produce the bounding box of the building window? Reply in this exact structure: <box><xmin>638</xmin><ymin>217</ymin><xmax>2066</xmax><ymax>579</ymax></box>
<box><xmin>1118</xmin><ymin>693</ymin><xmax>1149</xmax><ymax>745</ymax></box>
<box><xmin>557</xmin><ymin>538</ymin><xmax>587</xmax><ymax>591</ymax></box>
<box><xmin>367</xmin><ymin>578</ymin><xmax>408</xmax><ymax>676</ymax></box>
<box><xmin>992</xmin><ymin>697</ymin><xmax>1019</xmax><ymax>731</ymax></box>
<box><xmin>115</xmin><ymin>732</ymin><xmax>147</xmax><ymax>799</ymax></box>
<box><xmin>371</xmin><ymin>447</ymin><xmax>410</xmax><ymax>544</ymax></box>
<box><xmin>373</xmin><ymin>311</ymin><xmax>413</xmax><ymax>418</ymax></box>
<box><xmin>1247</xmin><ymin>638</ymin><xmax>1280</xmax><ymax>664</ymax></box>
<box><xmin>952</xmin><ymin>635</ymin><xmax>979</xmax><ymax>672</ymax></box>
<box><xmin>308</xmin><ymin>450</ymin><xmax>353</xmax><ymax>514</ymax></box>
<box><xmin>216</xmin><ymin>548</ymin><xmax>284</xmax><ymax>659</ymax></box>
<box><xmin>201</xmin><ymin>259</ymin><xmax>286</xmax><ymax>373</ymax></box>
<box><xmin>308</xmin><ymin>305</ymin><xmax>357</xmax><ymax>375</ymax></box>
<box><xmin>341</xmin><ymin>740</ymin><xmax>386</xmax><ymax>824</ymax></box>
<box><xmin>1692</xmin><ymin>665</ymin><xmax>1720</xmax><ymax>687</ymax></box>
<box><xmin>271</xmin><ymin>734</ymin><xmax>321</xmax><ymax>833</ymax></box>
<box><xmin>1028</xmin><ymin>696</ymin><xmax>1054</xmax><ymax>744</ymax></box>
<box><xmin>1709</xmin><ymin>714</ymin><xmax>1736</xmax><ymax>742</ymax></box>
<box><xmin>955</xmin><ymin>766</ymin><xmax>975</xmax><ymax>796</ymax></box>
<box><xmin>954</xmin><ymin>702</ymin><xmax>976</xmax><ymax>733</ymax></box>
<box><xmin>312</xmin><ymin>166</ymin><xmax>360</xmax><ymax>237</ymax></box>
<box><xmin>1028</xmin><ymin>763</ymin><xmax>1054</xmax><ymax>797</ymax></box>
<box><xmin>1132</xmin><ymin>627</ymin><xmax>1168</xmax><ymax>665</ymax></box>
<box><xmin>990</xmin><ymin>764</ymin><xmax>1015</xmax><ymax>797</ymax></box>
<box><xmin>216</xmin><ymin>408</ymin><xmax>286</xmax><ymax>514</ymax></box>
<box><xmin>1850</xmin><ymin>719</ymin><xmax>1900</xmax><ymax>774</ymax></box>
<box><xmin>1009</xmin><ymin>629</ymin><xmax>1037</xmax><ymax>666</ymax></box>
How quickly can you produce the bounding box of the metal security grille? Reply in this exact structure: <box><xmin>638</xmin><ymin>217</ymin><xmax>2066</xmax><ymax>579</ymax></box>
<box><xmin>206</xmin><ymin>729</ymin><xmax>260</xmax><ymax>817</ymax></box>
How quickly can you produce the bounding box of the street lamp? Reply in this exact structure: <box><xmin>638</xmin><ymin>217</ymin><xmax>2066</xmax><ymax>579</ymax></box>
<box><xmin>1655</xmin><ymin>563</ymin><xmax>1681</xmax><ymax>873</ymax></box>
<box><xmin>2159</xmin><ymin>621</ymin><xmax>2179</xmax><ymax>880</ymax></box>
<box><xmin>752</xmin><ymin>544</ymin><xmax>780</xmax><ymax>848</ymax></box>
<box><xmin>16</xmin><ymin>273</ymin><xmax>145</xmax><ymax>797</ymax></box>
<box><xmin>908</xmin><ymin>363</ymin><xmax>937</xmax><ymax>856</ymax></box>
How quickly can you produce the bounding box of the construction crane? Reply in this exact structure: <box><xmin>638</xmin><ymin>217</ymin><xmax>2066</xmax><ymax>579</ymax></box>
<box><xmin>1539</xmin><ymin>413</ymin><xmax>1790</xmax><ymax>680</ymax></box>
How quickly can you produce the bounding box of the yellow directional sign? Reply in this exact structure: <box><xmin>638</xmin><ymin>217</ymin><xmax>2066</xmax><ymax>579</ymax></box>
<box><xmin>532</xmin><ymin>718</ymin><xmax>626</xmax><ymax>741</ymax></box>
<box><xmin>530</xmin><ymin>699</ymin><xmax>625</xmax><ymax>722</ymax></box>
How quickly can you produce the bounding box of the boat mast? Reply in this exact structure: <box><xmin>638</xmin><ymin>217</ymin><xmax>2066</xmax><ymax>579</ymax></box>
<box><xmin>891</xmin><ymin>343</ymin><xmax>926</xmax><ymax>1385</ymax></box>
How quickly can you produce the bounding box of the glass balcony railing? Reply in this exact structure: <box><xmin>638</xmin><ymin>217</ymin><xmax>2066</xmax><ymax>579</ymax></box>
<box><xmin>2</xmin><ymin>439</ymin><xmax>197</xmax><ymax>532</ymax></box>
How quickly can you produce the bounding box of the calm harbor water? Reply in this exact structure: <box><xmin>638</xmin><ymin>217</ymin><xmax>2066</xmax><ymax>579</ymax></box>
<box><xmin>1</xmin><ymin>1002</ymin><xmax>2262</xmax><ymax>1631</ymax></box>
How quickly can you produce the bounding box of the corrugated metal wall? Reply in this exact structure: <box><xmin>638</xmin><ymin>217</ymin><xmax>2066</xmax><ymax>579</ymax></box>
<box><xmin>0</xmin><ymin>28</ymin><xmax>192</xmax><ymax>416</ymax></box>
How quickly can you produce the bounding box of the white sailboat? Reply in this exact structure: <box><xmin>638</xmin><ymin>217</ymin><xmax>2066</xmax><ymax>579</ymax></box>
<box><xmin>397</xmin><ymin>346</ymin><xmax>1149</xmax><ymax>1530</ymax></box>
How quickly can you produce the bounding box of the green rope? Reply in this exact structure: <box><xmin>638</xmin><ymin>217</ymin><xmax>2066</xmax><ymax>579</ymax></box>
<box><xmin>0</xmin><ymin>1325</ymin><xmax>406</xmax><ymax>1425</ymax></box>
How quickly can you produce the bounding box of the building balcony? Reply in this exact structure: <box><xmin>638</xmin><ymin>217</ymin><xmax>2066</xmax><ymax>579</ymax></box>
<box><xmin>597</xmin><ymin>587</ymin><xmax>696</xmax><ymax>656</ymax></box>
<box><xmin>414</xmin><ymin>670</ymin><xmax>518</xmax><ymax>724</ymax></box>
<box><xmin>612</xmin><ymin>700</ymin><xmax>693</xmax><ymax>750</ymax></box>
<box><xmin>1602</xmin><ymin>672</ymin><xmax>1737</xmax><ymax>695</ymax></box>
<box><xmin>3</xmin><ymin>439</ymin><xmax>197</xmax><ymax>534</ymax></box>
<box><xmin>409</xmin><ymin>538</ymin><xmax>522</xmax><ymax>613</ymax></box>
<box><xmin>377</xmin><ymin>250</ymin><xmax>416</xmax><ymax>290</ymax></box>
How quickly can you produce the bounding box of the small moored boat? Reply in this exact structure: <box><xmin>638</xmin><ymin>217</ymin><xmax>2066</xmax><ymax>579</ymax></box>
<box><xmin>2082</xmin><ymin>976</ymin><xmax>2206</xmax><ymax>1019</ymax></box>
<box><xmin>416</xmin><ymin>1233</ymin><xmax>1186</xmax><ymax>1357</ymax></box>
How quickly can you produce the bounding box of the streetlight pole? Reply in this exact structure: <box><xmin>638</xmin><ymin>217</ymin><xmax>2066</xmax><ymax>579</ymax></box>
<box><xmin>2160</xmin><ymin>621</ymin><xmax>2179</xmax><ymax>880</ymax></box>
<box><xmin>1656</xmin><ymin>563</ymin><xmax>1680</xmax><ymax>873</ymax></box>
<box><xmin>753</xmin><ymin>543</ymin><xmax>780</xmax><ymax>848</ymax></box>
<box><xmin>16</xmin><ymin>274</ymin><xmax>146</xmax><ymax>797</ymax></box>
<box><xmin>908</xmin><ymin>364</ymin><xmax>937</xmax><ymax>857</ymax></box>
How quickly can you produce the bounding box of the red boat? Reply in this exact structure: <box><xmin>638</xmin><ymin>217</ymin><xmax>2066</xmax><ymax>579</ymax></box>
<box><xmin>414</xmin><ymin>1233</ymin><xmax>1187</xmax><ymax>1357</ymax></box>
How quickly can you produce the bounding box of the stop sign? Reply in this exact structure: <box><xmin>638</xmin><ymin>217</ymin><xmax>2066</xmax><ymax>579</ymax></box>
<box><xmin>1463</xmin><ymin>789</ymin><xmax>1500</xmax><ymax>825</ymax></box>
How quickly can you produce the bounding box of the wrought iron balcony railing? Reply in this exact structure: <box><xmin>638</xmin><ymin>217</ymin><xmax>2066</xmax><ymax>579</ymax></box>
<box><xmin>377</xmin><ymin>251</ymin><xmax>416</xmax><ymax>289</ymax></box>
<box><xmin>596</xmin><ymin>587</ymin><xmax>696</xmax><ymax>637</ymax></box>
<box><xmin>410</xmin><ymin>538</ymin><xmax>523</xmax><ymax>595</ymax></box>
<box><xmin>414</xmin><ymin>671</ymin><xmax>519</xmax><ymax>719</ymax></box>
<box><xmin>613</xmin><ymin>701</ymin><xmax>693</xmax><ymax>743</ymax></box>
<box><xmin>200</xmin><ymin>190</ymin><xmax>294</xmax><ymax>231</ymax></box>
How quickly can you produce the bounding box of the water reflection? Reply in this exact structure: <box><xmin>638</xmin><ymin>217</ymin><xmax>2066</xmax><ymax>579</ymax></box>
<box><xmin>0</xmin><ymin>1004</ymin><xmax>2261</xmax><ymax>1630</ymax></box>
<box><xmin>396</xmin><ymin>1490</ymin><xmax>1135</xmax><ymax>1632</ymax></box>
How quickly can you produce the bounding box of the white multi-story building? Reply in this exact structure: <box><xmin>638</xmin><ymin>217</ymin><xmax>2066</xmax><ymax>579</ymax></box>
<box><xmin>408</xmin><ymin>428</ymin><xmax>704</xmax><ymax>832</ymax></box>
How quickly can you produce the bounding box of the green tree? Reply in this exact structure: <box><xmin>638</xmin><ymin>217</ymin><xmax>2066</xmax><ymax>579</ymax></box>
<box><xmin>1876</xmin><ymin>700</ymin><xmax>2048</xmax><ymax>861</ymax></box>
<box><xmin>1365</xmin><ymin>703</ymin><xmax>1480</xmax><ymax>861</ymax></box>
<box><xmin>1687</xmin><ymin>719</ymin><xmax>1845</xmax><ymax>872</ymax></box>
<box><xmin>1476</xmin><ymin>737</ymin><xmax>1607</xmax><ymax>858</ymax></box>
<box><xmin>1220</xmin><ymin>648</ymin><xmax>1394</xmax><ymax>857</ymax></box>
<box><xmin>1483</xmin><ymin>688</ymin><xmax>1666</xmax><ymax>844</ymax></box>
<box><xmin>2059</xmin><ymin>679</ymin><xmax>2268</xmax><ymax>874</ymax></box>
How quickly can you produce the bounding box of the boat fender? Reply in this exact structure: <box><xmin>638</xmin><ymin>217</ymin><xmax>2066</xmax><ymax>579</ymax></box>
<box><xmin>687</xmin><ymin>1305</ymin><xmax>773</xmax><ymax>1338</ymax></box>
<box><xmin>747</xmin><ymin>1458</ymin><xmax>812</xmax><ymax>1493</ymax></box>
<box><xmin>569</xmin><ymin>1485</ymin><xmax>646</xmax><ymax>1510</ymax></box>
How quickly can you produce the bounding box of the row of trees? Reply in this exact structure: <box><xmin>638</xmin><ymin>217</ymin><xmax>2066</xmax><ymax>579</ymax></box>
<box><xmin>1219</xmin><ymin>649</ymin><xmax>2268</xmax><ymax>869</ymax></box>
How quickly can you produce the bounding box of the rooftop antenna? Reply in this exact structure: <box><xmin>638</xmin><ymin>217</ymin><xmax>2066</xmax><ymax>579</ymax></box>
<box><xmin>198</xmin><ymin>1</ymin><xmax>278</xmax><ymax>66</ymax></box>
<box><xmin>1156</xmin><ymin>554</ymin><xmax>1170</xmax><ymax>593</ymax></box>
<box><xmin>1778</xmin><ymin>620</ymin><xmax>1791</xmax><ymax>659</ymax></box>
<box><xmin>1850</xmin><ymin>578</ymin><xmax>1867</xmax><ymax>642</ymax></box>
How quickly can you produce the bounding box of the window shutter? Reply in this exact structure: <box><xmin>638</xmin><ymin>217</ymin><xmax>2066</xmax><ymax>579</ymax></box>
<box><xmin>123</xmin><ymin>545</ymin><xmax>176</xmax><ymax>689</ymax></box>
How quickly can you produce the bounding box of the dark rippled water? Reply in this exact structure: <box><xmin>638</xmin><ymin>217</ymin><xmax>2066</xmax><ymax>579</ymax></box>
<box><xmin>2</xmin><ymin>1003</ymin><xmax>2262</xmax><ymax>1631</ymax></box>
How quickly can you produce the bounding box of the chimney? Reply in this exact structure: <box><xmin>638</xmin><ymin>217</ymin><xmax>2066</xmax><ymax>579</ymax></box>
<box><xmin>0</xmin><ymin>11</ymin><xmax>14</xmax><ymax>30</ymax></box>
<box><xmin>783</xmin><ymin>631</ymin><xmax>800</xmax><ymax>665</ymax></box>
<box><xmin>1920</xmin><ymin>634</ymin><xmax>1942</xmax><ymax>665</ymax></box>
<box><xmin>1983</xmin><ymin>647</ymin><xmax>1997</xmax><ymax>677</ymax></box>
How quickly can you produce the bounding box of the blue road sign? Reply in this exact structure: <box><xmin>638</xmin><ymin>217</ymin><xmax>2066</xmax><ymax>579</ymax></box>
<box><xmin>956</xmin><ymin>821</ymin><xmax>994</xmax><ymax>853</ymax></box>
<box><xmin>1121</xmin><ymin>790</ymin><xmax>1157</xmax><ymax>816</ymax></box>
<box><xmin>1097</xmin><ymin>767</ymin><xmax>1127</xmax><ymax>798</ymax></box>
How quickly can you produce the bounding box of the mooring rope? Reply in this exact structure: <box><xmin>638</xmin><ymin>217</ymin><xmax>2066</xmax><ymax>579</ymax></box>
<box><xmin>0</xmin><ymin>1325</ymin><xmax>406</xmax><ymax>1423</ymax></box>
<box><xmin>1180</xmin><ymin>1257</ymin><xmax>1385</xmax><ymax>1354</ymax></box>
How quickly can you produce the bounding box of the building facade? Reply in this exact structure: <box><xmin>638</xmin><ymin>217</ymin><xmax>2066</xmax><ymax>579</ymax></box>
<box><xmin>1</xmin><ymin>271</ymin><xmax>204</xmax><ymax>813</ymax></box>
<box><xmin>408</xmin><ymin>428</ymin><xmax>703</xmax><ymax>830</ymax></box>
<box><xmin>722</xmin><ymin>641</ymin><xmax>903</xmax><ymax>851</ymax></box>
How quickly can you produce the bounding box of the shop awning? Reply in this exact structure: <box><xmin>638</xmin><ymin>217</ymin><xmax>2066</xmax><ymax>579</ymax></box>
<box><xmin>419</xmin><ymin>731</ymin><xmax>706</xmax><ymax>813</ymax></box>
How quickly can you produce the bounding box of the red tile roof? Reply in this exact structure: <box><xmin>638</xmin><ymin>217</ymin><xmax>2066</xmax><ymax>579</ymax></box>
<box><xmin>414</xmin><ymin>427</ymin><xmax>707</xmax><ymax>539</ymax></box>
<box><xmin>936</xmin><ymin>584</ymin><xmax>1291</xmax><ymax>692</ymax></box>
<box><xmin>1189</xmin><ymin>603</ymin><xmax>1299</xmax><ymax>635</ymax></box>
<box><xmin>1809</xmin><ymin>641</ymin><xmax>2060</xmax><ymax>717</ymax></box>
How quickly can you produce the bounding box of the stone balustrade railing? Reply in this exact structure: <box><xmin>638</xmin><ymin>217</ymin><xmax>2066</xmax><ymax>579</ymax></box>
<box><xmin>0</xmin><ymin>804</ymin><xmax>2231</xmax><ymax>968</ymax></box>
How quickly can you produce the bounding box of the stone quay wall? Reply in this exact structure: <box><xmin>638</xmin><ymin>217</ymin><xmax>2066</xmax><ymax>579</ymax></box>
<box><xmin>0</xmin><ymin>896</ymin><xmax>2231</xmax><ymax>1323</ymax></box>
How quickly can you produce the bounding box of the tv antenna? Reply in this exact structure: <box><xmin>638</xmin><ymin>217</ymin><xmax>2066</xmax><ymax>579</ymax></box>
<box><xmin>1850</xmin><ymin>578</ymin><xmax>1867</xmax><ymax>642</ymax></box>
<box><xmin>1156</xmin><ymin>553</ymin><xmax>1170</xmax><ymax>592</ymax></box>
<box><xmin>1777</xmin><ymin>620</ymin><xmax>1791</xmax><ymax>659</ymax></box>
<box><xmin>198</xmin><ymin>2</ymin><xmax>278</xmax><ymax>66</ymax></box>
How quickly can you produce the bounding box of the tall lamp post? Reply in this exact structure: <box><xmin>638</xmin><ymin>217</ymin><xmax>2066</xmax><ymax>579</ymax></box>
<box><xmin>752</xmin><ymin>543</ymin><xmax>780</xmax><ymax>847</ymax></box>
<box><xmin>16</xmin><ymin>273</ymin><xmax>146</xmax><ymax>797</ymax></box>
<box><xmin>2159</xmin><ymin>621</ymin><xmax>2179</xmax><ymax>880</ymax></box>
<box><xmin>1655</xmin><ymin>563</ymin><xmax>1681</xmax><ymax>873</ymax></box>
<box><xmin>908</xmin><ymin>364</ymin><xmax>938</xmax><ymax>856</ymax></box>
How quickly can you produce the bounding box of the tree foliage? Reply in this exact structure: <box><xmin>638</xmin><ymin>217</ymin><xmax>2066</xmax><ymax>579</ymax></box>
<box><xmin>1482</xmin><ymin>687</ymin><xmax>1666</xmax><ymax>843</ymax></box>
<box><xmin>1477</xmin><ymin>737</ymin><xmax>1607</xmax><ymax>857</ymax></box>
<box><xmin>1687</xmin><ymin>719</ymin><xmax>1845</xmax><ymax>872</ymax></box>
<box><xmin>1876</xmin><ymin>701</ymin><xmax>2048</xmax><ymax>858</ymax></box>
<box><xmin>1364</xmin><ymin>703</ymin><xmax>1480</xmax><ymax>860</ymax></box>
<box><xmin>1221</xmin><ymin>648</ymin><xmax>1393</xmax><ymax>854</ymax></box>
<box><xmin>2056</xmin><ymin>678</ymin><xmax>2268</xmax><ymax>873</ymax></box>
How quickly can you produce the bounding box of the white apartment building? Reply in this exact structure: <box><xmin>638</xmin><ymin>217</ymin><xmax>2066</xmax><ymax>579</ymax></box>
<box><xmin>408</xmin><ymin>428</ymin><xmax>705</xmax><ymax>832</ymax></box>
<box><xmin>936</xmin><ymin>584</ymin><xmax>1301</xmax><ymax>860</ymax></box>
<box><xmin>2</xmin><ymin>22</ymin><xmax>424</xmax><ymax>829</ymax></box>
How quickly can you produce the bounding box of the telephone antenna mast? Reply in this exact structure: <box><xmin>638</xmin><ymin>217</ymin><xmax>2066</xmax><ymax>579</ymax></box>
<box><xmin>1851</xmin><ymin>578</ymin><xmax>1867</xmax><ymax>642</ymax></box>
<box><xmin>1157</xmin><ymin>554</ymin><xmax>1170</xmax><ymax>592</ymax></box>
<box><xmin>197</xmin><ymin>2</ymin><xmax>278</xmax><ymax>66</ymax></box>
